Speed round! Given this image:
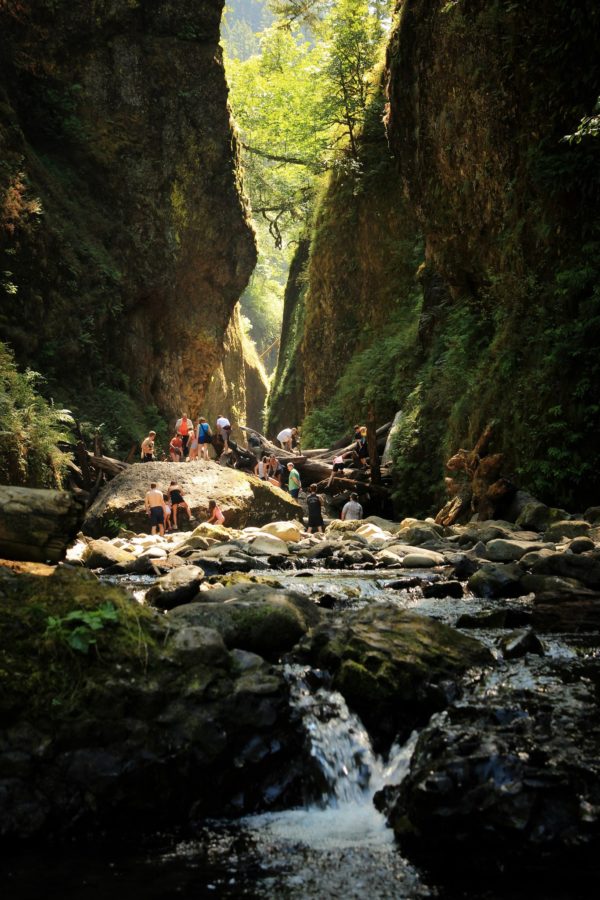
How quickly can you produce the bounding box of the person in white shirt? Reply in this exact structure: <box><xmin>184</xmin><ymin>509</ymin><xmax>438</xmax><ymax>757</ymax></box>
<box><xmin>277</xmin><ymin>426</ymin><xmax>298</xmax><ymax>451</ymax></box>
<box><xmin>216</xmin><ymin>415</ymin><xmax>231</xmax><ymax>450</ymax></box>
<box><xmin>341</xmin><ymin>492</ymin><xmax>363</xmax><ymax>521</ymax></box>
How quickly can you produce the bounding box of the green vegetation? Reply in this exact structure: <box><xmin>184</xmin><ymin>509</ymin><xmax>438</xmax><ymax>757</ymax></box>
<box><xmin>45</xmin><ymin>601</ymin><xmax>119</xmax><ymax>655</ymax></box>
<box><xmin>0</xmin><ymin>340</ymin><xmax>70</xmax><ymax>487</ymax></box>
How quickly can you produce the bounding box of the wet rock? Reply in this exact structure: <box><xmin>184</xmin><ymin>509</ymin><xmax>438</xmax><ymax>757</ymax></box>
<box><xmin>569</xmin><ymin>536</ymin><xmax>595</xmax><ymax>554</ymax></box>
<box><xmin>467</xmin><ymin>563</ymin><xmax>526</xmax><ymax>598</ymax></box>
<box><xmin>376</xmin><ymin>549</ymin><xmax>404</xmax><ymax>567</ymax></box>
<box><xmin>422</xmin><ymin>580</ymin><xmax>464</xmax><ymax>599</ymax></box>
<box><xmin>499</xmin><ymin>627</ymin><xmax>544</xmax><ymax>658</ymax></box>
<box><xmin>543</xmin><ymin>520</ymin><xmax>591</xmax><ymax>542</ymax></box>
<box><xmin>530</xmin><ymin>550</ymin><xmax>600</xmax><ymax>589</ymax></box>
<box><xmin>84</xmin><ymin>540</ymin><xmax>133</xmax><ymax>570</ymax></box>
<box><xmin>167</xmin><ymin>625</ymin><xmax>230</xmax><ymax>667</ymax></box>
<box><xmin>145</xmin><ymin>565</ymin><xmax>205</xmax><ymax>610</ymax></box>
<box><xmin>295</xmin><ymin>604</ymin><xmax>492</xmax><ymax>747</ymax></box>
<box><xmin>449</xmin><ymin>554</ymin><xmax>481</xmax><ymax>580</ymax></box>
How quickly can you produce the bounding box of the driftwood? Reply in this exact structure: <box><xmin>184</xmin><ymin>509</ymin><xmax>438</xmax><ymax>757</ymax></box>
<box><xmin>435</xmin><ymin>423</ymin><xmax>516</xmax><ymax>526</ymax></box>
<box><xmin>0</xmin><ymin>485</ymin><xmax>85</xmax><ymax>563</ymax></box>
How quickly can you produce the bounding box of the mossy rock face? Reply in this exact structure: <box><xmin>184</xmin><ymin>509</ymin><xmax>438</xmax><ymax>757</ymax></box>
<box><xmin>0</xmin><ymin>567</ymin><xmax>308</xmax><ymax>840</ymax></box>
<box><xmin>297</xmin><ymin>604</ymin><xmax>492</xmax><ymax>747</ymax></box>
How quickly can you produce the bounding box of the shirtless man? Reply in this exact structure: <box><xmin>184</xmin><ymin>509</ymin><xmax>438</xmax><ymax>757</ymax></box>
<box><xmin>144</xmin><ymin>482</ymin><xmax>167</xmax><ymax>536</ymax></box>
<box><xmin>140</xmin><ymin>430</ymin><xmax>156</xmax><ymax>462</ymax></box>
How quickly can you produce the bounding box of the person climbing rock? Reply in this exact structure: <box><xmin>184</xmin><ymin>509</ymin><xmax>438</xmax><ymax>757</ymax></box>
<box><xmin>353</xmin><ymin>427</ymin><xmax>369</xmax><ymax>467</ymax></box>
<box><xmin>197</xmin><ymin>417</ymin><xmax>212</xmax><ymax>460</ymax></box>
<box><xmin>175</xmin><ymin>413</ymin><xmax>194</xmax><ymax>459</ymax></box>
<box><xmin>216</xmin><ymin>414</ymin><xmax>231</xmax><ymax>451</ymax></box>
<box><xmin>140</xmin><ymin>430</ymin><xmax>156</xmax><ymax>463</ymax></box>
<box><xmin>168</xmin><ymin>480</ymin><xmax>192</xmax><ymax>529</ymax></box>
<box><xmin>287</xmin><ymin>461</ymin><xmax>301</xmax><ymax>499</ymax></box>
<box><xmin>328</xmin><ymin>451</ymin><xmax>349</xmax><ymax>485</ymax></box>
<box><xmin>341</xmin><ymin>492</ymin><xmax>363</xmax><ymax>521</ymax></box>
<box><xmin>163</xmin><ymin>494</ymin><xmax>173</xmax><ymax>532</ymax></box>
<box><xmin>267</xmin><ymin>455</ymin><xmax>284</xmax><ymax>487</ymax></box>
<box><xmin>254</xmin><ymin>455</ymin><xmax>269</xmax><ymax>480</ymax></box>
<box><xmin>277</xmin><ymin>426</ymin><xmax>298</xmax><ymax>451</ymax></box>
<box><xmin>306</xmin><ymin>484</ymin><xmax>324</xmax><ymax>534</ymax></box>
<box><xmin>144</xmin><ymin>482</ymin><xmax>167</xmax><ymax>536</ymax></box>
<box><xmin>206</xmin><ymin>499</ymin><xmax>225</xmax><ymax>526</ymax></box>
<box><xmin>169</xmin><ymin>433</ymin><xmax>183</xmax><ymax>462</ymax></box>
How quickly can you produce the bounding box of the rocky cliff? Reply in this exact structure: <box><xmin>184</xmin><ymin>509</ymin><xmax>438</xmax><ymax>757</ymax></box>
<box><xmin>272</xmin><ymin>0</ymin><xmax>600</xmax><ymax>511</ymax></box>
<box><xmin>0</xmin><ymin>0</ymin><xmax>257</xmax><ymax>446</ymax></box>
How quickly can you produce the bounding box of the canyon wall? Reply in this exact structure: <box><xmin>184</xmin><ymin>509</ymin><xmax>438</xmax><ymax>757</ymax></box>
<box><xmin>272</xmin><ymin>0</ymin><xmax>600</xmax><ymax>511</ymax></box>
<box><xmin>0</xmin><ymin>0</ymin><xmax>257</xmax><ymax>447</ymax></box>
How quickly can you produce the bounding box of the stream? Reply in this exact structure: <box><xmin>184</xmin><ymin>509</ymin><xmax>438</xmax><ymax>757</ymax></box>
<box><xmin>3</xmin><ymin>569</ymin><xmax>598</xmax><ymax>899</ymax></box>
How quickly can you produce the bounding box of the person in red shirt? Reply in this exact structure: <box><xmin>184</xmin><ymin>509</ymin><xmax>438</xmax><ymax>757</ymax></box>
<box><xmin>169</xmin><ymin>433</ymin><xmax>183</xmax><ymax>462</ymax></box>
<box><xmin>175</xmin><ymin>413</ymin><xmax>194</xmax><ymax>459</ymax></box>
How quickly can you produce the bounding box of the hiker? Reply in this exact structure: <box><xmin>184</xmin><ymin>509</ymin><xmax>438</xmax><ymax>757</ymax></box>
<box><xmin>163</xmin><ymin>494</ymin><xmax>173</xmax><ymax>532</ymax></box>
<box><xmin>247</xmin><ymin>431</ymin><xmax>262</xmax><ymax>460</ymax></box>
<box><xmin>341</xmin><ymin>492</ymin><xmax>363</xmax><ymax>521</ymax></box>
<box><xmin>187</xmin><ymin>421</ymin><xmax>199</xmax><ymax>461</ymax></box>
<box><xmin>287</xmin><ymin>461</ymin><xmax>301</xmax><ymax>499</ymax></box>
<box><xmin>267</xmin><ymin>454</ymin><xmax>284</xmax><ymax>487</ymax></box>
<box><xmin>306</xmin><ymin>484</ymin><xmax>324</xmax><ymax>534</ymax></box>
<box><xmin>197</xmin><ymin>417</ymin><xmax>212</xmax><ymax>460</ymax></box>
<box><xmin>168</xmin><ymin>480</ymin><xmax>192</xmax><ymax>529</ymax></box>
<box><xmin>206</xmin><ymin>499</ymin><xmax>225</xmax><ymax>526</ymax></box>
<box><xmin>144</xmin><ymin>482</ymin><xmax>167</xmax><ymax>536</ymax></box>
<box><xmin>175</xmin><ymin>413</ymin><xmax>194</xmax><ymax>458</ymax></box>
<box><xmin>328</xmin><ymin>451</ymin><xmax>349</xmax><ymax>485</ymax></box>
<box><xmin>277</xmin><ymin>426</ymin><xmax>297</xmax><ymax>451</ymax></box>
<box><xmin>169</xmin><ymin>433</ymin><xmax>183</xmax><ymax>462</ymax></box>
<box><xmin>254</xmin><ymin>454</ymin><xmax>269</xmax><ymax>480</ymax></box>
<box><xmin>140</xmin><ymin>430</ymin><xmax>156</xmax><ymax>463</ymax></box>
<box><xmin>216</xmin><ymin>414</ymin><xmax>232</xmax><ymax>451</ymax></box>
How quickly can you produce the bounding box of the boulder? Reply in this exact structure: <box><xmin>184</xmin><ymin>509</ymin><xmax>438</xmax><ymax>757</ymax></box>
<box><xmin>397</xmin><ymin>522</ymin><xmax>445</xmax><ymax>546</ymax></box>
<box><xmin>248</xmin><ymin>534</ymin><xmax>290</xmax><ymax>556</ymax></box>
<box><xmin>84</xmin><ymin>540</ymin><xmax>133</xmax><ymax>570</ymax></box>
<box><xmin>354</xmin><ymin>523</ymin><xmax>391</xmax><ymax>543</ymax></box>
<box><xmin>569</xmin><ymin>536</ymin><xmax>596</xmax><ymax>554</ymax></box>
<box><xmin>584</xmin><ymin>506</ymin><xmax>600</xmax><ymax>524</ymax></box>
<box><xmin>295</xmin><ymin>604</ymin><xmax>492</xmax><ymax>747</ymax></box>
<box><xmin>260</xmin><ymin>521</ymin><xmax>303</xmax><ymax>542</ymax></box>
<box><xmin>543</xmin><ymin>520</ymin><xmax>591</xmax><ymax>542</ymax></box>
<box><xmin>467</xmin><ymin>563</ymin><xmax>526</xmax><ymax>598</ymax></box>
<box><xmin>498</xmin><ymin>627</ymin><xmax>544</xmax><ymax>658</ymax></box>
<box><xmin>145</xmin><ymin>566</ymin><xmax>205</xmax><ymax>610</ymax></box>
<box><xmin>530</xmin><ymin>551</ymin><xmax>600</xmax><ymax>589</ymax></box>
<box><xmin>402</xmin><ymin>549</ymin><xmax>445</xmax><ymax>568</ymax></box>
<box><xmin>376</xmin><ymin>549</ymin><xmax>405</xmax><ymax>567</ymax></box>
<box><xmin>422</xmin><ymin>580</ymin><xmax>464</xmax><ymax>599</ymax></box>
<box><xmin>515</xmin><ymin>501</ymin><xmax>568</xmax><ymax>532</ymax></box>
<box><xmin>485</xmin><ymin>538</ymin><xmax>551</xmax><ymax>562</ymax></box>
<box><xmin>83</xmin><ymin>461</ymin><xmax>300</xmax><ymax>536</ymax></box>
<box><xmin>457</xmin><ymin>521</ymin><xmax>517</xmax><ymax>546</ymax></box>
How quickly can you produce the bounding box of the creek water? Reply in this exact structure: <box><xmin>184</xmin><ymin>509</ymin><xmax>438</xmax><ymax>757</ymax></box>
<box><xmin>4</xmin><ymin>569</ymin><xmax>597</xmax><ymax>899</ymax></box>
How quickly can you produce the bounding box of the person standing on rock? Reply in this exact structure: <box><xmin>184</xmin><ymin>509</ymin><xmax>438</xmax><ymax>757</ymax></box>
<box><xmin>175</xmin><ymin>413</ymin><xmax>194</xmax><ymax>459</ymax></box>
<box><xmin>341</xmin><ymin>492</ymin><xmax>363</xmax><ymax>521</ymax></box>
<box><xmin>167</xmin><ymin>480</ymin><xmax>193</xmax><ymax>530</ymax></box>
<box><xmin>306</xmin><ymin>484</ymin><xmax>325</xmax><ymax>534</ymax></box>
<box><xmin>206</xmin><ymin>499</ymin><xmax>225</xmax><ymax>526</ymax></box>
<box><xmin>145</xmin><ymin>482</ymin><xmax>167</xmax><ymax>536</ymax></box>
<box><xmin>140</xmin><ymin>431</ymin><xmax>156</xmax><ymax>463</ymax></box>
<box><xmin>216</xmin><ymin>414</ymin><xmax>231</xmax><ymax>451</ymax></box>
<box><xmin>187</xmin><ymin>420</ymin><xmax>199</xmax><ymax>462</ymax></box>
<box><xmin>197</xmin><ymin>417</ymin><xmax>212</xmax><ymax>460</ymax></box>
<box><xmin>287</xmin><ymin>462</ymin><xmax>301</xmax><ymax>499</ymax></box>
<box><xmin>169</xmin><ymin>433</ymin><xmax>183</xmax><ymax>462</ymax></box>
<box><xmin>267</xmin><ymin>454</ymin><xmax>284</xmax><ymax>487</ymax></box>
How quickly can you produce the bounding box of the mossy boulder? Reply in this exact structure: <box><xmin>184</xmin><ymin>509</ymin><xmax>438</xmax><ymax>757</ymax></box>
<box><xmin>296</xmin><ymin>604</ymin><xmax>492</xmax><ymax>747</ymax></box>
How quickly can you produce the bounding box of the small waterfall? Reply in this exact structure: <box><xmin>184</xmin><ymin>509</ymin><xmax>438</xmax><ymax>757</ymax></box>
<box><xmin>285</xmin><ymin>664</ymin><xmax>417</xmax><ymax>808</ymax></box>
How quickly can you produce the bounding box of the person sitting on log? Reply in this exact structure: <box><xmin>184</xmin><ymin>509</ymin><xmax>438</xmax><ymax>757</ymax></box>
<box><xmin>206</xmin><ymin>499</ymin><xmax>225</xmax><ymax>526</ymax></box>
<box><xmin>168</xmin><ymin>480</ymin><xmax>192</xmax><ymax>529</ymax></box>
<box><xmin>341</xmin><ymin>492</ymin><xmax>363</xmax><ymax>521</ymax></box>
<box><xmin>140</xmin><ymin>430</ymin><xmax>156</xmax><ymax>463</ymax></box>
<box><xmin>169</xmin><ymin>433</ymin><xmax>183</xmax><ymax>462</ymax></box>
<box><xmin>306</xmin><ymin>484</ymin><xmax>324</xmax><ymax>534</ymax></box>
<box><xmin>145</xmin><ymin>482</ymin><xmax>167</xmax><ymax>536</ymax></box>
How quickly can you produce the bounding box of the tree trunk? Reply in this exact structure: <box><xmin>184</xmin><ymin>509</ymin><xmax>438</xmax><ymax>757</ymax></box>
<box><xmin>0</xmin><ymin>486</ymin><xmax>85</xmax><ymax>563</ymax></box>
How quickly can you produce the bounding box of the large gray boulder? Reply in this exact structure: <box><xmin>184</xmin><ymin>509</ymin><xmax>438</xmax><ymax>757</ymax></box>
<box><xmin>83</xmin><ymin>460</ymin><xmax>300</xmax><ymax>536</ymax></box>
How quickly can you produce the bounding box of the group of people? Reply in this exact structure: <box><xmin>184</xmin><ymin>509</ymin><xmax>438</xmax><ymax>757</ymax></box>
<box><xmin>140</xmin><ymin>413</ymin><xmax>234</xmax><ymax>464</ymax></box>
<box><xmin>144</xmin><ymin>480</ymin><xmax>224</xmax><ymax>536</ymax></box>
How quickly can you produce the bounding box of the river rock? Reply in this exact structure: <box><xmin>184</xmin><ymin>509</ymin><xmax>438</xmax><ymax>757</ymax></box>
<box><xmin>515</xmin><ymin>501</ymin><xmax>568</xmax><ymax>531</ymax></box>
<box><xmin>83</xmin><ymin>461</ymin><xmax>300</xmax><ymax>537</ymax></box>
<box><xmin>354</xmin><ymin>524</ymin><xmax>391</xmax><ymax>543</ymax></box>
<box><xmin>295</xmin><ymin>604</ymin><xmax>492</xmax><ymax>747</ymax></box>
<box><xmin>485</xmin><ymin>538</ymin><xmax>551</xmax><ymax>562</ymax></box>
<box><xmin>397</xmin><ymin>522</ymin><xmax>445</xmax><ymax>546</ymax></box>
<box><xmin>83</xmin><ymin>539</ymin><xmax>133</xmax><ymax>570</ymax></box>
<box><xmin>376</xmin><ymin>549</ymin><xmax>405</xmax><ymax>567</ymax></box>
<box><xmin>530</xmin><ymin>550</ymin><xmax>600</xmax><ymax>589</ymax></box>
<box><xmin>145</xmin><ymin>565</ymin><xmax>205</xmax><ymax>610</ymax></box>
<box><xmin>543</xmin><ymin>520</ymin><xmax>591</xmax><ymax>542</ymax></box>
<box><xmin>467</xmin><ymin>563</ymin><xmax>526</xmax><ymax>598</ymax></box>
<box><xmin>499</xmin><ymin>627</ymin><xmax>544</xmax><ymax>658</ymax></box>
<box><xmin>422</xmin><ymin>580</ymin><xmax>464</xmax><ymax>599</ymax></box>
<box><xmin>568</xmin><ymin>536</ymin><xmax>595</xmax><ymax>554</ymax></box>
<box><xmin>584</xmin><ymin>506</ymin><xmax>600</xmax><ymax>524</ymax></box>
<box><xmin>260</xmin><ymin>521</ymin><xmax>303</xmax><ymax>542</ymax></box>
<box><xmin>456</xmin><ymin>521</ymin><xmax>517</xmax><ymax>546</ymax></box>
<box><xmin>402</xmin><ymin>549</ymin><xmax>445</xmax><ymax>568</ymax></box>
<box><xmin>247</xmin><ymin>534</ymin><xmax>290</xmax><ymax>556</ymax></box>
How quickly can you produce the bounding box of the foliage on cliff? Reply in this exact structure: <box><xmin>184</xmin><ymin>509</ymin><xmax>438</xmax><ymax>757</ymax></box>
<box><xmin>0</xmin><ymin>341</ymin><xmax>69</xmax><ymax>487</ymax></box>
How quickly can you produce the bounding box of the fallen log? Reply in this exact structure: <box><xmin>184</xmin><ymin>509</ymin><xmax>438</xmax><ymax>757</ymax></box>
<box><xmin>315</xmin><ymin>475</ymin><xmax>391</xmax><ymax>498</ymax></box>
<box><xmin>0</xmin><ymin>485</ymin><xmax>85</xmax><ymax>563</ymax></box>
<box><xmin>88</xmin><ymin>454</ymin><xmax>128</xmax><ymax>477</ymax></box>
